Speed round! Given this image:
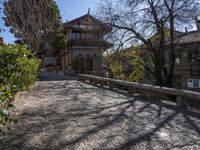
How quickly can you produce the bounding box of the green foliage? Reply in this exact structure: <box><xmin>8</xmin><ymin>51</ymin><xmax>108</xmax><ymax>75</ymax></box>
<box><xmin>4</xmin><ymin>0</ymin><xmax>63</xmax><ymax>53</ymax></box>
<box><xmin>51</xmin><ymin>29</ymin><xmax>67</xmax><ymax>51</ymax></box>
<box><xmin>0</xmin><ymin>44</ymin><xmax>39</xmax><ymax>90</ymax></box>
<box><xmin>0</xmin><ymin>83</ymin><xmax>14</xmax><ymax>143</ymax></box>
<box><xmin>0</xmin><ymin>44</ymin><xmax>39</xmax><ymax>143</ymax></box>
<box><xmin>105</xmin><ymin>48</ymin><xmax>144</xmax><ymax>82</ymax></box>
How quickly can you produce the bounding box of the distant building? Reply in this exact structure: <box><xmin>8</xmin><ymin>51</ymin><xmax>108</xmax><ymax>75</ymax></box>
<box><xmin>173</xmin><ymin>26</ymin><xmax>200</xmax><ymax>91</ymax></box>
<box><xmin>55</xmin><ymin>12</ymin><xmax>112</xmax><ymax>75</ymax></box>
<box><xmin>143</xmin><ymin>17</ymin><xmax>200</xmax><ymax>91</ymax></box>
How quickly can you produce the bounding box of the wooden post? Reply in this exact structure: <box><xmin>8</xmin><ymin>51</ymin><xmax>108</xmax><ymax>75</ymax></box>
<box><xmin>176</xmin><ymin>96</ymin><xmax>186</xmax><ymax>107</ymax></box>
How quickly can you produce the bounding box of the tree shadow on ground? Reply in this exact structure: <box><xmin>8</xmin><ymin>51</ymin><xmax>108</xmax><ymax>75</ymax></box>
<box><xmin>1</xmin><ymin>80</ymin><xmax>200</xmax><ymax>150</ymax></box>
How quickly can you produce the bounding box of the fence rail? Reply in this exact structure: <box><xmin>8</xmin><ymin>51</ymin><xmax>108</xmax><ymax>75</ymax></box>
<box><xmin>79</xmin><ymin>74</ymin><xmax>200</xmax><ymax>107</ymax></box>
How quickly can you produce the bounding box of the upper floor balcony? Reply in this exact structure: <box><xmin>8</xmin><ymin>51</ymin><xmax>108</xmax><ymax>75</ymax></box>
<box><xmin>70</xmin><ymin>31</ymin><xmax>97</xmax><ymax>41</ymax></box>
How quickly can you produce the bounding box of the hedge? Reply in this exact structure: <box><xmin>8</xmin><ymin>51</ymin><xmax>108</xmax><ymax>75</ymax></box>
<box><xmin>0</xmin><ymin>44</ymin><xmax>39</xmax><ymax>143</ymax></box>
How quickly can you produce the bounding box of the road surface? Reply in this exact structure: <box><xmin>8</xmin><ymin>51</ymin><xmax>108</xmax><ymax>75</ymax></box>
<box><xmin>1</xmin><ymin>73</ymin><xmax>200</xmax><ymax>149</ymax></box>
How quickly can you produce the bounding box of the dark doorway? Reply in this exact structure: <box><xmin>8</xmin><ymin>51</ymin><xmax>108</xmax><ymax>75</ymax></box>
<box><xmin>86</xmin><ymin>54</ymin><xmax>93</xmax><ymax>71</ymax></box>
<box><xmin>73</xmin><ymin>57</ymin><xmax>85</xmax><ymax>73</ymax></box>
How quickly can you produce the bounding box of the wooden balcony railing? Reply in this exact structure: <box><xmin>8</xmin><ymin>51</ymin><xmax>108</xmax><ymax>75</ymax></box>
<box><xmin>68</xmin><ymin>39</ymin><xmax>113</xmax><ymax>48</ymax></box>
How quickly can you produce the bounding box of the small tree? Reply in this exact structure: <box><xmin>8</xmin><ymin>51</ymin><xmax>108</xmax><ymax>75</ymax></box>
<box><xmin>4</xmin><ymin>0</ymin><xmax>63</xmax><ymax>54</ymax></box>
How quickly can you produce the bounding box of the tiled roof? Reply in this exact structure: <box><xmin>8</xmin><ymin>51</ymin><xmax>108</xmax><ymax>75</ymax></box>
<box><xmin>63</xmin><ymin>14</ymin><xmax>108</xmax><ymax>28</ymax></box>
<box><xmin>175</xmin><ymin>30</ymin><xmax>200</xmax><ymax>44</ymax></box>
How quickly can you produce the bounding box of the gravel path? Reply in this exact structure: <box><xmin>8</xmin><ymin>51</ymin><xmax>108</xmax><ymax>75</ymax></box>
<box><xmin>1</xmin><ymin>80</ymin><xmax>200</xmax><ymax>150</ymax></box>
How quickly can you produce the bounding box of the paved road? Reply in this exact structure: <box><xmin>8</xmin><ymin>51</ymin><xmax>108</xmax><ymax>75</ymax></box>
<box><xmin>1</xmin><ymin>79</ymin><xmax>200</xmax><ymax>149</ymax></box>
<box><xmin>39</xmin><ymin>72</ymin><xmax>77</xmax><ymax>81</ymax></box>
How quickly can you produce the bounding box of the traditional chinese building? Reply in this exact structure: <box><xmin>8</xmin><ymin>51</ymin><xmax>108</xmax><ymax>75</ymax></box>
<box><xmin>54</xmin><ymin>11</ymin><xmax>112</xmax><ymax>75</ymax></box>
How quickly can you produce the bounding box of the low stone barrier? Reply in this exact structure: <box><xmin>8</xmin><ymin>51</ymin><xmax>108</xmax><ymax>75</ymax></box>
<box><xmin>79</xmin><ymin>74</ymin><xmax>200</xmax><ymax>107</ymax></box>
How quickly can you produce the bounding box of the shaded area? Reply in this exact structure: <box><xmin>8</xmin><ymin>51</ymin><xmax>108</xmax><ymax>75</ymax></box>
<box><xmin>0</xmin><ymin>81</ymin><xmax>200</xmax><ymax>150</ymax></box>
<box><xmin>39</xmin><ymin>71</ymin><xmax>77</xmax><ymax>81</ymax></box>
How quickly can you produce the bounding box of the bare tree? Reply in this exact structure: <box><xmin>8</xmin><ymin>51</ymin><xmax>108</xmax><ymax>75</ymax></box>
<box><xmin>3</xmin><ymin>0</ymin><xmax>62</xmax><ymax>54</ymax></box>
<box><xmin>97</xmin><ymin>0</ymin><xmax>200</xmax><ymax>87</ymax></box>
<box><xmin>0</xmin><ymin>0</ymin><xmax>5</xmax><ymax>32</ymax></box>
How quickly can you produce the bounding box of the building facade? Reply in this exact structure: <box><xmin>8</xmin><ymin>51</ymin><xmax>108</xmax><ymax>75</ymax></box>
<box><xmin>142</xmin><ymin>18</ymin><xmax>200</xmax><ymax>92</ymax></box>
<box><xmin>55</xmin><ymin>12</ymin><xmax>111</xmax><ymax>75</ymax></box>
<box><xmin>173</xmin><ymin>30</ymin><xmax>200</xmax><ymax>92</ymax></box>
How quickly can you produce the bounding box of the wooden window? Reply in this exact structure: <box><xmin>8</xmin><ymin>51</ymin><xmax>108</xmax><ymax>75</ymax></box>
<box><xmin>193</xmin><ymin>79</ymin><xmax>199</xmax><ymax>87</ymax></box>
<box><xmin>81</xmin><ymin>33</ymin><xmax>86</xmax><ymax>39</ymax></box>
<box><xmin>80</xmin><ymin>24</ymin><xmax>86</xmax><ymax>28</ymax></box>
<box><xmin>86</xmin><ymin>54</ymin><xmax>90</xmax><ymax>58</ymax></box>
<box><xmin>77</xmin><ymin>33</ymin><xmax>81</xmax><ymax>39</ymax></box>
<box><xmin>190</xmin><ymin>64</ymin><xmax>200</xmax><ymax>76</ymax></box>
<box><xmin>71</xmin><ymin>32</ymin><xmax>76</xmax><ymax>39</ymax></box>
<box><xmin>189</xmin><ymin>50</ymin><xmax>200</xmax><ymax>64</ymax></box>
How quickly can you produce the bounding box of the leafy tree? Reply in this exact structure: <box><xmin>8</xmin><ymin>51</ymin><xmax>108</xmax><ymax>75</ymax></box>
<box><xmin>105</xmin><ymin>48</ymin><xmax>144</xmax><ymax>82</ymax></box>
<box><xmin>51</xmin><ymin>28</ymin><xmax>67</xmax><ymax>51</ymax></box>
<box><xmin>3</xmin><ymin>0</ymin><xmax>63</xmax><ymax>53</ymax></box>
<box><xmin>98</xmin><ymin>0</ymin><xmax>200</xmax><ymax>87</ymax></box>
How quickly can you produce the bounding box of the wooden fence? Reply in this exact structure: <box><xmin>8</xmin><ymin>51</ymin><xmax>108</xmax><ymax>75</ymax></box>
<box><xmin>79</xmin><ymin>74</ymin><xmax>200</xmax><ymax>107</ymax></box>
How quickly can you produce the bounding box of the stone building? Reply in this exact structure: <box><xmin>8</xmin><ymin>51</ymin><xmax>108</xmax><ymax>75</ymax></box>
<box><xmin>163</xmin><ymin>18</ymin><xmax>200</xmax><ymax>91</ymax></box>
<box><xmin>173</xmin><ymin>30</ymin><xmax>200</xmax><ymax>91</ymax></box>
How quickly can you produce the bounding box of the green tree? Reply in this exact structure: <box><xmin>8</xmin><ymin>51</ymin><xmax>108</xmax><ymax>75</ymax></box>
<box><xmin>3</xmin><ymin>0</ymin><xmax>63</xmax><ymax>53</ymax></box>
<box><xmin>105</xmin><ymin>48</ymin><xmax>144</xmax><ymax>82</ymax></box>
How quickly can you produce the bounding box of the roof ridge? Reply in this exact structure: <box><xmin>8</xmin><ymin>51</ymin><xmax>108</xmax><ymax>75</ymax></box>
<box><xmin>63</xmin><ymin>13</ymin><xmax>89</xmax><ymax>26</ymax></box>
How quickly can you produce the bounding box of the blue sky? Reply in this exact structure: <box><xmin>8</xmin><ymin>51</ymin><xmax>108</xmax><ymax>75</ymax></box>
<box><xmin>0</xmin><ymin>0</ymin><xmax>99</xmax><ymax>43</ymax></box>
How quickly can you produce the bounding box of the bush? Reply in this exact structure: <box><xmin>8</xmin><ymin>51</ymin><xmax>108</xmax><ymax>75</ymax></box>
<box><xmin>0</xmin><ymin>44</ymin><xmax>39</xmax><ymax>143</ymax></box>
